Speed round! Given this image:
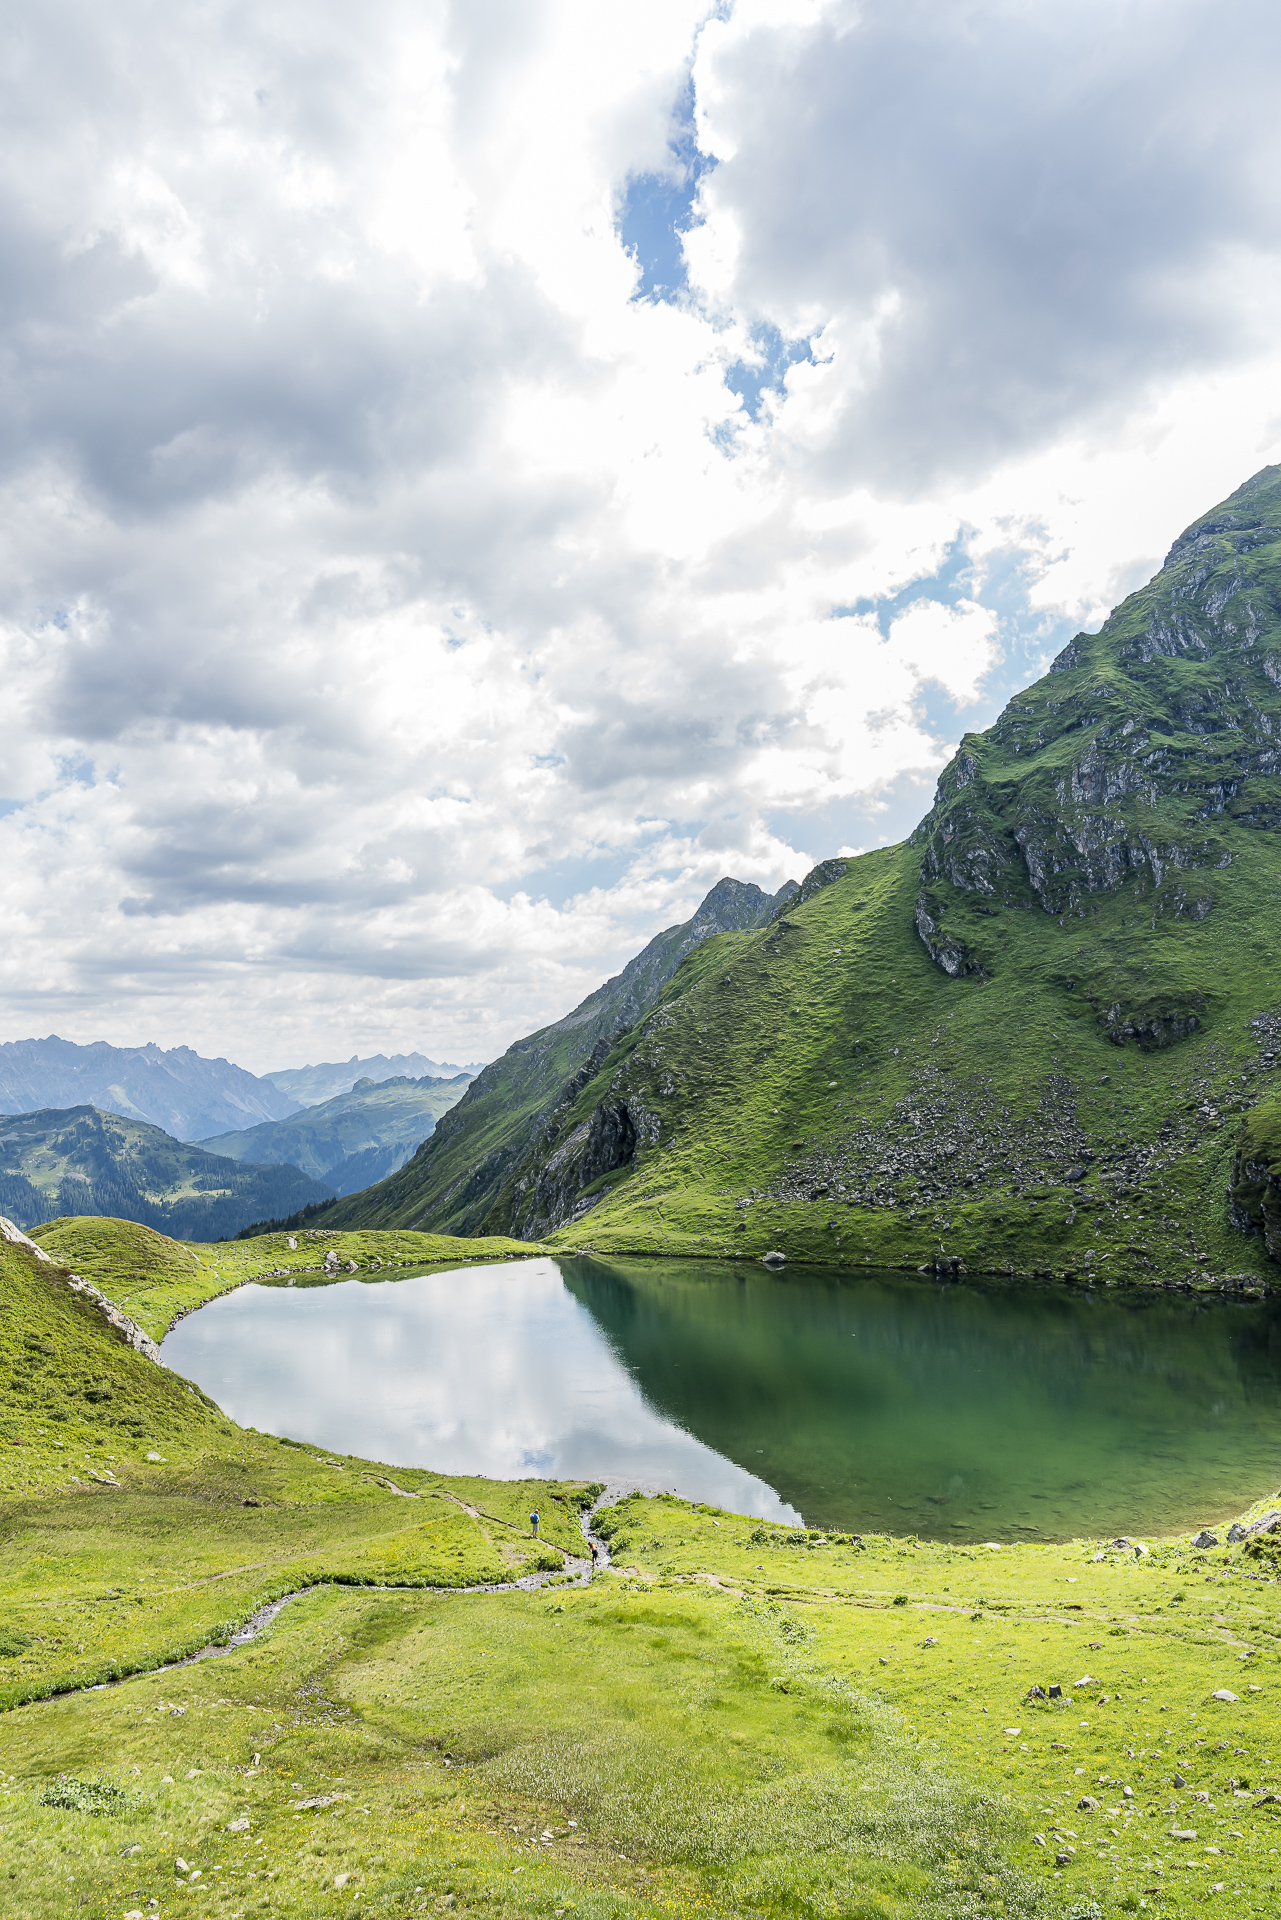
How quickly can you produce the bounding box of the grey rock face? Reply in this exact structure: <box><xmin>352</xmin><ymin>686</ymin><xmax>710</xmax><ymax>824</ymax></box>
<box><xmin>914</xmin><ymin>890</ymin><xmax>980</xmax><ymax>978</ymax></box>
<box><xmin>65</xmin><ymin>1274</ymin><xmax>164</xmax><ymax>1365</ymax></box>
<box><xmin>1230</xmin><ymin>1116</ymin><xmax>1281</xmax><ymax>1263</ymax></box>
<box><xmin>1226</xmin><ymin>1511</ymin><xmax>1279</xmax><ymax>1544</ymax></box>
<box><xmin>1191</xmin><ymin>1529</ymin><xmax>1219</xmax><ymax>1549</ymax></box>
<box><xmin>503</xmin><ymin>1100</ymin><xmax>640</xmax><ymax>1241</ymax></box>
<box><xmin>0</xmin><ymin>1215</ymin><xmax>52</xmax><ymax>1262</ymax></box>
<box><xmin>909</xmin><ymin>465</ymin><xmax>1281</xmax><ymax>974</ymax></box>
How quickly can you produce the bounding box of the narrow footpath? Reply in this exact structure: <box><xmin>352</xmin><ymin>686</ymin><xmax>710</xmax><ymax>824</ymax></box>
<box><xmin>68</xmin><ymin>1498</ymin><xmax>617</xmax><ymax>1699</ymax></box>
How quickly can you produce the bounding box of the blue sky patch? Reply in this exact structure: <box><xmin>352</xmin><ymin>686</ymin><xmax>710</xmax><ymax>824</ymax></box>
<box><xmin>725</xmin><ymin>325</ymin><xmax>815</xmax><ymax>421</ymax></box>
<box><xmin>617</xmin><ymin>76</ymin><xmax>710</xmax><ymax>304</ymax></box>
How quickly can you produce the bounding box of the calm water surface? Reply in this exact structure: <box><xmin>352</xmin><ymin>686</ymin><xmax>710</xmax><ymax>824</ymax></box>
<box><xmin>161</xmin><ymin>1255</ymin><xmax>1281</xmax><ymax>1538</ymax></box>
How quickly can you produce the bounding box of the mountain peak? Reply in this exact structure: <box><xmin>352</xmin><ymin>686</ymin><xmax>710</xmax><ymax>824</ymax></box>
<box><xmin>0</xmin><ymin>1036</ymin><xmax>299</xmax><ymax>1139</ymax></box>
<box><xmin>913</xmin><ymin>464</ymin><xmax>1281</xmax><ymax>976</ymax></box>
<box><xmin>1164</xmin><ymin>461</ymin><xmax>1281</xmax><ymax>568</ymax></box>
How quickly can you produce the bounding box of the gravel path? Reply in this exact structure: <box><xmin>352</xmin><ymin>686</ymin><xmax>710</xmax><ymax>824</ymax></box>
<box><xmin>76</xmin><ymin>1498</ymin><xmax>616</xmax><ymax>1696</ymax></box>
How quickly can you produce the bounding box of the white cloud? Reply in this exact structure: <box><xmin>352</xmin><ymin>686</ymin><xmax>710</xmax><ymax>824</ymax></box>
<box><xmin>0</xmin><ymin>0</ymin><xmax>1278</xmax><ymax>1072</ymax></box>
<box><xmin>886</xmin><ymin>601</ymin><xmax>999</xmax><ymax>708</ymax></box>
<box><xmin>688</xmin><ymin>0</ymin><xmax>1281</xmax><ymax>488</ymax></box>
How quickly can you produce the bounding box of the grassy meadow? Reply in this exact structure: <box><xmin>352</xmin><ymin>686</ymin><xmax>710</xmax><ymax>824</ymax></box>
<box><xmin>0</xmin><ymin>1219</ymin><xmax>1279</xmax><ymax>1918</ymax></box>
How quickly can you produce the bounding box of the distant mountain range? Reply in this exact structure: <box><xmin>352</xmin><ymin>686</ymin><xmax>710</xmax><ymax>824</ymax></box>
<box><xmin>0</xmin><ymin>1038</ymin><xmax>487</xmax><ymax>1143</ymax></box>
<box><xmin>0</xmin><ymin>1038</ymin><xmax>298</xmax><ymax>1142</ymax></box>
<box><xmin>306</xmin><ymin>874</ymin><xmax>799</xmax><ymax>1236</ymax></box>
<box><xmin>0</xmin><ymin>1106</ymin><xmax>333</xmax><ymax>1240</ymax></box>
<box><xmin>199</xmin><ymin>1074</ymin><xmax>473</xmax><ymax>1196</ymax></box>
<box><xmin>261</xmin><ymin>1052</ymin><xmax>485</xmax><ymax>1108</ymax></box>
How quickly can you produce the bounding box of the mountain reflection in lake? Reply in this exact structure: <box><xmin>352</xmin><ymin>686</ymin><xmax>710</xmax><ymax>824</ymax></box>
<box><xmin>162</xmin><ymin>1253</ymin><xmax>1281</xmax><ymax>1538</ymax></box>
<box><xmin>564</xmin><ymin>1257</ymin><xmax>1281</xmax><ymax>1537</ymax></box>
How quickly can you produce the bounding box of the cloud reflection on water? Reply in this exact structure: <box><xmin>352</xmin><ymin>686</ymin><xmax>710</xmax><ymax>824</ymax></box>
<box><xmin>161</xmin><ymin>1257</ymin><xmax>799</xmax><ymax>1522</ymax></box>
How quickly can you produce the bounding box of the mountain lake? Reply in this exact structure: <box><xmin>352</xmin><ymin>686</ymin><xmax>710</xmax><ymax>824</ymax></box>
<box><xmin>161</xmin><ymin>1254</ymin><xmax>1281</xmax><ymax>1540</ymax></box>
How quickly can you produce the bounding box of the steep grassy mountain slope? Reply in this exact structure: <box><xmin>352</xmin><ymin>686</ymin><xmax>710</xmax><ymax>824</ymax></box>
<box><xmin>0</xmin><ymin>1107</ymin><xmax>332</xmax><ymax>1240</ymax></box>
<box><xmin>0</xmin><ymin>1036</ymin><xmax>298</xmax><ymax>1138</ymax></box>
<box><xmin>262</xmin><ymin>1050</ymin><xmax>484</xmax><ymax>1105</ymax></box>
<box><xmin>198</xmin><ymin>1073</ymin><xmax>471</xmax><ymax>1195</ymax></box>
<box><xmin>495</xmin><ymin>467</ymin><xmax>1281</xmax><ymax>1285</ymax></box>
<box><xmin>317</xmin><ymin>875</ymin><xmax>797</xmax><ymax>1234</ymax></box>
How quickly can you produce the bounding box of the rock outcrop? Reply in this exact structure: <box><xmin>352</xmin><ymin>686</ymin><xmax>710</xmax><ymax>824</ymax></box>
<box><xmin>910</xmin><ymin>465</ymin><xmax>1281</xmax><ymax>979</ymax></box>
<box><xmin>0</xmin><ymin>1216</ymin><xmax>164</xmax><ymax>1363</ymax></box>
<box><xmin>1230</xmin><ymin>1099</ymin><xmax>1281</xmax><ymax>1262</ymax></box>
<box><xmin>65</xmin><ymin>1275</ymin><xmax>165</xmax><ymax>1365</ymax></box>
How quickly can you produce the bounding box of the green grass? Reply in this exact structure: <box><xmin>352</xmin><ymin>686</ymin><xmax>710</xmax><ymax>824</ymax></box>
<box><xmin>582</xmin><ymin>1496</ymin><xmax>1281</xmax><ymax>1915</ymax></box>
<box><xmin>0</xmin><ymin>1578</ymin><xmax>1047</xmax><ymax>1920</ymax></box>
<box><xmin>6</xmin><ymin>1492</ymin><xmax>1281</xmax><ymax>1920</ymax></box>
<box><xmin>3</xmin><ymin>1226</ymin><xmax>1281</xmax><ymax>1915</ymax></box>
<box><xmin>28</xmin><ymin>1217</ymin><xmax>551</xmax><ymax>1342</ymax></box>
<box><xmin>522</xmin><ymin>829</ymin><xmax>1281</xmax><ymax>1289</ymax></box>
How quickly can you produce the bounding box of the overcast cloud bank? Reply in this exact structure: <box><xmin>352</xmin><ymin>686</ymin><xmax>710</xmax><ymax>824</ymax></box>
<box><xmin>1</xmin><ymin>0</ymin><xmax>1279</xmax><ymax>1069</ymax></box>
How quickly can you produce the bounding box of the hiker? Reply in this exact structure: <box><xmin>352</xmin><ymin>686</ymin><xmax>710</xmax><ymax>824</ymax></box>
<box><xmin>530</xmin><ymin>1508</ymin><xmax>540</xmax><ymax>1538</ymax></box>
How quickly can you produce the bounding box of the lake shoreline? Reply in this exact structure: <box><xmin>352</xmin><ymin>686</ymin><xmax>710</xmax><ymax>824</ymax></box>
<box><xmin>161</xmin><ymin>1246</ymin><xmax>1281</xmax><ymax>1549</ymax></box>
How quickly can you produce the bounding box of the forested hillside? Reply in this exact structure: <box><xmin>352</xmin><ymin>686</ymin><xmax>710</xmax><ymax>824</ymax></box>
<box><xmin>0</xmin><ymin>1106</ymin><xmax>332</xmax><ymax>1240</ymax></box>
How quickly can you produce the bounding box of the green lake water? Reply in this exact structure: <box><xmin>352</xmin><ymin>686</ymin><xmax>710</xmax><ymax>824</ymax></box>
<box><xmin>162</xmin><ymin>1254</ymin><xmax>1281</xmax><ymax>1540</ymax></box>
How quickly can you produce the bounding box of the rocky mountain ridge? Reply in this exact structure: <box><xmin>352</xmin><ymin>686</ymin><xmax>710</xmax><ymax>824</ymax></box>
<box><xmin>460</xmin><ymin>467</ymin><xmax>1281</xmax><ymax>1286</ymax></box>
<box><xmin>0</xmin><ymin>1037</ymin><xmax>300</xmax><ymax>1141</ymax></box>
<box><xmin>261</xmin><ymin>1052</ymin><xmax>483</xmax><ymax>1107</ymax></box>
<box><xmin>310</xmin><ymin>874</ymin><xmax>799</xmax><ymax>1235</ymax></box>
<box><xmin>912</xmin><ymin>465</ymin><xmax>1281</xmax><ymax>985</ymax></box>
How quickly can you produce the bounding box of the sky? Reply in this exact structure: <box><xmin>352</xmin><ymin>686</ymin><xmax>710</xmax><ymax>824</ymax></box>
<box><xmin>2</xmin><ymin>0</ymin><xmax>1281</xmax><ymax>1074</ymax></box>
